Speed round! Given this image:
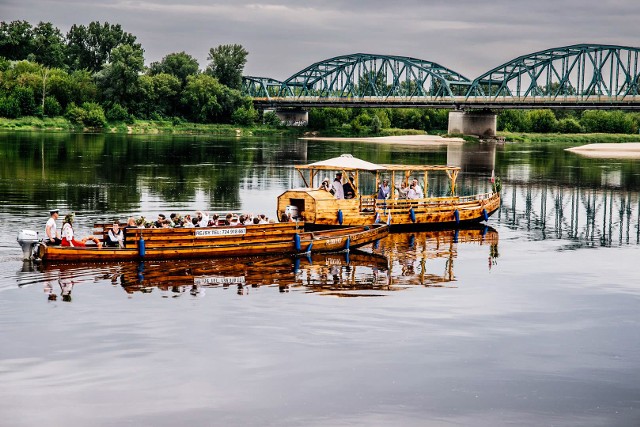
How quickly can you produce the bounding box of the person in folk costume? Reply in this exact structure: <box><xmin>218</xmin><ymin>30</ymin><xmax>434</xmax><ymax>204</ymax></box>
<box><xmin>61</xmin><ymin>213</ymin><xmax>102</xmax><ymax>248</ymax></box>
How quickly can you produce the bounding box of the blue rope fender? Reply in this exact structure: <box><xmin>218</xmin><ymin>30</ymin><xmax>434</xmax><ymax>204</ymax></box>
<box><xmin>482</xmin><ymin>209</ymin><xmax>489</xmax><ymax>221</ymax></box>
<box><xmin>138</xmin><ymin>234</ymin><xmax>146</xmax><ymax>258</ymax></box>
<box><xmin>294</xmin><ymin>233</ymin><xmax>301</xmax><ymax>252</ymax></box>
<box><xmin>337</xmin><ymin>209</ymin><xmax>343</xmax><ymax>225</ymax></box>
<box><xmin>345</xmin><ymin>237</ymin><xmax>350</xmax><ymax>251</ymax></box>
<box><xmin>409</xmin><ymin>208</ymin><xmax>416</xmax><ymax>223</ymax></box>
<box><xmin>454</xmin><ymin>209</ymin><xmax>460</xmax><ymax>224</ymax></box>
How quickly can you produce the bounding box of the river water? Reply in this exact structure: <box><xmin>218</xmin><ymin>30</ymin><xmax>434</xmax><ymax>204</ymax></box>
<box><xmin>0</xmin><ymin>133</ymin><xmax>638</xmax><ymax>426</ymax></box>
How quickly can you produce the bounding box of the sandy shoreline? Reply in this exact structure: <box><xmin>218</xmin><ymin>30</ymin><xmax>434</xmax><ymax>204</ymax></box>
<box><xmin>565</xmin><ymin>143</ymin><xmax>640</xmax><ymax>159</ymax></box>
<box><xmin>300</xmin><ymin>134</ymin><xmax>465</xmax><ymax>145</ymax></box>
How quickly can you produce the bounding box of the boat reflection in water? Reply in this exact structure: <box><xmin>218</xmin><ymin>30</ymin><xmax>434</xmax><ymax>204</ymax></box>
<box><xmin>24</xmin><ymin>226</ymin><xmax>499</xmax><ymax>299</ymax></box>
<box><xmin>373</xmin><ymin>226</ymin><xmax>500</xmax><ymax>288</ymax></box>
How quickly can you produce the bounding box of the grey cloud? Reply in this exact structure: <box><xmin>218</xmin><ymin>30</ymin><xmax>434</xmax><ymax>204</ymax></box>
<box><xmin>3</xmin><ymin>0</ymin><xmax>639</xmax><ymax>80</ymax></box>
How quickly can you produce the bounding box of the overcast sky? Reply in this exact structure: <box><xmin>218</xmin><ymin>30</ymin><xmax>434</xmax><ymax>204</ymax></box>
<box><xmin>3</xmin><ymin>0</ymin><xmax>639</xmax><ymax>80</ymax></box>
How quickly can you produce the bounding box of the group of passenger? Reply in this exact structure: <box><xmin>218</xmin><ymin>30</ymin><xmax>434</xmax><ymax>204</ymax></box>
<box><xmin>44</xmin><ymin>209</ymin><xmax>276</xmax><ymax>249</ymax></box>
<box><xmin>318</xmin><ymin>173</ymin><xmax>425</xmax><ymax>201</ymax></box>
<box><xmin>138</xmin><ymin>211</ymin><xmax>275</xmax><ymax>229</ymax></box>
<box><xmin>319</xmin><ymin>172</ymin><xmax>357</xmax><ymax>200</ymax></box>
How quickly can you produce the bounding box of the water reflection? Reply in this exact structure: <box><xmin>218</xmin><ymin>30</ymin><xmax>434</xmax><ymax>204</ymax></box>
<box><xmin>497</xmin><ymin>182</ymin><xmax>640</xmax><ymax>247</ymax></box>
<box><xmin>17</xmin><ymin>227</ymin><xmax>499</xmax><ymax>300</ymax></box>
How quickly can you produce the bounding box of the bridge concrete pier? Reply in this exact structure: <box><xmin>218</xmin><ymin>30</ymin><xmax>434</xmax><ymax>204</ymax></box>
<box><xmin>266</xmin><ymin>108</ymin><xmax>308</xmax><ymax>126</ymax></box>
<box><xmin>448</xmin><ymin>110</ymin><xmax>497</xmax><ymax>137</ymax></box>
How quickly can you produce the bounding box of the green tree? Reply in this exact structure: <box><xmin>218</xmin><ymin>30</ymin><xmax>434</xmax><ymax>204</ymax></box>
<box><xmin>0</xmin><ymin>20</ymin><xmax>34</xmax><ymax>60</ymax></box>
<box><xmin>149</xmin><ymin>51</ymin><xmax>200</xmax><ymax>87</ymax></box>
<box><xmin>205</xmin><ymin>44</ymin><xmax>248</xmax><ymax>90</ymax></box>
<box><xmin>32</xmin><ymin>22</ymin><xmax>66</xmax><ymax>68</ymax></box>
<box><xmin>556</xmin><ymin>117</ymin><xmax>583</xmax><ymax>133</ymax></box>
<box><xmin>498</xmin><ymin>109</ymin><xmax>530</xmax><ymax>132</ymax></box>
<box><xmin>526</xmin><ymin>109</ymin><xmax>557</xmax><ymax>133</ymax></box>
<box><xmin>66</xmin><ymin>21</ymin><xmax>140</xmax><ymax>72</ymax></box>
<box><xmin>180</xmin><ymin>74</ymin><xmax>222</xmax><ymax>122</ymax></box>
<box><xmin>231</xmin><ymin>105</ymin><xmax>258</xmax><ymax>125</ymax></box>
<box><xmin>96</xmin><ymin>43</ymin><xmax>144</xmax><ymax>108</ymax></box>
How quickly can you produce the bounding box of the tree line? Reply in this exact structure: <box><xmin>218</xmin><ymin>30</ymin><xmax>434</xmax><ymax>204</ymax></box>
<box><xmin>2</xmin><ymin>20</ymin><xmax>639</xmax><ymax>134</ymax></box>
<box><xmin>0</xmin><ymin>20</ymin><xmax>266</xmax><ymax>127</ymax></box>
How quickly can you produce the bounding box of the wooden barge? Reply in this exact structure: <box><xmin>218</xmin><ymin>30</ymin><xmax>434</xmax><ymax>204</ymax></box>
<box><xmin>30</xmin><ymin>222</ymin><xmax>388</xmax><ymax>263</ymax></box>
<box><xmin>277</xmin><ymin>154</ymin><xmax>501</xmax><ymax>228</ymax></box>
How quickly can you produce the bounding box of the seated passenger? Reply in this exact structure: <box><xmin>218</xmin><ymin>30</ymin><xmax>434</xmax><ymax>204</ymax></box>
<box><xmin>45</xmin><ymin>209</ymin><xmax>62</xmax><ymax>245</ymax></box>
<box><xmin>155</xmin><ymin>214</ymin><xmax>166</xmax><ymax>228</ymax></box>
<box><xmin>105</xmin><ymin>222</ymin><xmax>124</xmax><ymax>248</ymax></box>
<box><xmin>61</xmin><ymin>213</ymin><xmax>102</xmax><ymax>248</ymax></box>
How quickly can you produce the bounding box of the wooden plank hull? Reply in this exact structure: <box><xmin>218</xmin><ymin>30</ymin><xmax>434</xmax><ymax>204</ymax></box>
<box><xmin>277</xmin><ymin>189</ymin><xmax>501</xmax><ymax>228</ymax></box>
<box><xmin>37</xmin><ymin>224</ymin><xmax>388</xmax><ymax>263</ymax></box>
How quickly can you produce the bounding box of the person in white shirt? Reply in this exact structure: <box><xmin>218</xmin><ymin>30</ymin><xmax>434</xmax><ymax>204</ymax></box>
<box><xmin>407</xmin><ymin>184</ymin><xmax>419</xmax><ymax>200</ymax></box>
<box><xmin>106</xmin><ymin>222</ymin><xmax>124</xmax><ymax>248</ymax></box>
<box><xmin>45</xmin><ymin>209</ymin><xmax>62</xmax><ymax>245</ymax></box>
<box><xmin>412</xmin><ymin>179</ymin><xmax>424</xmax><ymax>199</ymax></box>
<box><xmin>331</xmin><ymin>173</ymin><xmax>345</xmax><ymax>199</ymax></box>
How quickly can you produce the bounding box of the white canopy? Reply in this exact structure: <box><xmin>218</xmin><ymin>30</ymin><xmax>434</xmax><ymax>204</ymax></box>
<box><xmin>298</xmin><ymin>154</ymin><xmax>386</xmax><ymax>171</ymax></box>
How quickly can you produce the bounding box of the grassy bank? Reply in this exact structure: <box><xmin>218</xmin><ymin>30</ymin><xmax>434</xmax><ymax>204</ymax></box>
<box><xmin>2</xmin><ymin>117</ymin><xmax>640</xmax><ymax>143</ymax></box>
<box><xmin>0</xmin><ymin>116</ymin><xmax>293</xmax><ymax>136</ymax></box>
<box><xmin>499</xmin><ymin>132</ymin><xmax>640</xmax><ymax>143</ymax></box>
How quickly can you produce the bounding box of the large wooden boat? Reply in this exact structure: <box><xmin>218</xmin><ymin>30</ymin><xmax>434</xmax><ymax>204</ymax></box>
<box><xmin>29</xmin><ymin>222</ymin><xmax>388</xmax><ymax>263</ymax></box>
<box><xmin>277</xmin><ymin>154</ymin><xmax>501</xmax><ymax>228</ymax></box>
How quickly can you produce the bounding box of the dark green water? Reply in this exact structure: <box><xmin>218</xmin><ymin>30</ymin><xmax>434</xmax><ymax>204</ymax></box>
<box><xmin>1</xmin><ymin>132</ymin><xmax>639</xmax><ymax>426</ymax></box>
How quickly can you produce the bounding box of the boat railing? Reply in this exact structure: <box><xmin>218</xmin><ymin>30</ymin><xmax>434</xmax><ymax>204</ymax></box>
<box><xmin>361</xmin><ymin>191</ymin><xmax>495</xmax><ymax>213</ymax></box>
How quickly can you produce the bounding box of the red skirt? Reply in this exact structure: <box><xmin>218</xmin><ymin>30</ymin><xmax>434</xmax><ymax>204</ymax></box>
<box><xmin>62</xmin><ymin>238</ymin><xmax>86</xmax><ymax>247</ymax></box>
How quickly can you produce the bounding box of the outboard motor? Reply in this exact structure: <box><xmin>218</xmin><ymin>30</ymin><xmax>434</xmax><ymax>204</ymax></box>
<box><xmin>17</xmin><ymin>230</ymin><xmax>39</xmax><ymax>261</ymax></box>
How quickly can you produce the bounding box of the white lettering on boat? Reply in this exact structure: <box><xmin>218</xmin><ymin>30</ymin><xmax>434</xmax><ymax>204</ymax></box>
<box><xmin>195</xmin><ymin>228</ymin><xmax>247</xmax><ymax>237</ymax></box>
<box><xmin>325</xmin><ymin>238</ymin><xmax>343</xmax><ymax>246</ymax></box>
<box><xmin>194</xmin><ymin>276</ymin><xmax>246</xmax><ymax>285</ymax></box>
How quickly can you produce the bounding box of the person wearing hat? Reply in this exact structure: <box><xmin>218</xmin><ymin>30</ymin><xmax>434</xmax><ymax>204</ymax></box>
<box><xmin>45</xmin><ymin>209</ymin><xmax>62</xmax><ymax>245</ymax></box>
<box><xmin>331</xmin><ymin>172</ymin><xmax>345</xmax><ymax>199</ymax></box>
<box><xmin>319</xmin><ymin>177</ymin><xmax>330</xmax><ymax>191</ymax></box>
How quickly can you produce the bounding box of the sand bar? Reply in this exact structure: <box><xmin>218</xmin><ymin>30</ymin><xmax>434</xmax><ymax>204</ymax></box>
<box><xmin>565</xmin><ymin>143</ymin><xmax>640</xmax><ymax>159</ymax></box>
<box><xmin>300</xmin><ymin>134</ymin><xmax>464</xmax><ymax>145</ymax></box>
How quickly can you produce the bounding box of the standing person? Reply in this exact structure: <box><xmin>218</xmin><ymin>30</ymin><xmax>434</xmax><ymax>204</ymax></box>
<box><xmin>377</xmin><ymin>179</ymin><xmax>390</xmax><ymax>200</ymax></box>
<box><xmin>45</xmin><ymin>209</ymin><xmax>62</xmax><ymax>245</ymax></box>
<box><xmin>407</xmin><ymin>183</ymin><xmax>419</xmax><ymax>200</ymax></box>
<box><xmin>319</xmin><ymin>177</ymin><xmax>330</xmax><ymax>191</ymax></box>
<box><xmin>331</xmin><ymin>172</ymin><xmax>345</xmax><ymax>199</ymax></box>
<box><xmin>396</xmin><ymin>182</ymin><xmax>409</xmax><ymax>199</ymax></box>
<box><xmin>412</xmin><ymin>179</ymin><xmax>424</xmax><ymax>199</ymax></box>
<box><xmin>343</xmin><ymin>175</ymin><xmax>356</xmax><ymax>199</ymax></box>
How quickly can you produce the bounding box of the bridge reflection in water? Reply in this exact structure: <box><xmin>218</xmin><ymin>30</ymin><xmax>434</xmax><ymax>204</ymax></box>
<box><xmin>498</xmin><ymin>182</ymin><xmax>639</xmax><ymax>248</ymax></box>
<box><xmin>23</xmin><ymin>227</ymin><xmax>499</xmax><ymax>300</ymax></box>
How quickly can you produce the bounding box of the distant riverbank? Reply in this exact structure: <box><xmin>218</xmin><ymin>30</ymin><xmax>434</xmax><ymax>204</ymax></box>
<box><xmin>2</xmin><ymin>117</ymin><xmax>640</xmax><ymax>143</ymax></box>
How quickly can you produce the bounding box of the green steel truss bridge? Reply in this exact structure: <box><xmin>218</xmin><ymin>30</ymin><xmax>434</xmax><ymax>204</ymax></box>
<box><xmin>243</xmin><ymin>44</ymin><xmax>640</xmax><ymax>109</ymax></box>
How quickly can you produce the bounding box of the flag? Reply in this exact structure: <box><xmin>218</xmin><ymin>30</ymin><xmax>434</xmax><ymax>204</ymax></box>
<box><xmin>490</xmin><ymin>169</ymin><xmax>495</xmax><ymax>183</ymax></box>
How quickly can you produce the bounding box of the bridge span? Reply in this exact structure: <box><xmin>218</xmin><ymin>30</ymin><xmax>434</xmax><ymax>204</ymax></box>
<box><xmin>243</xmin><ymin>44</ymin><xmax>640</xmax><ymax>135</ymax></box>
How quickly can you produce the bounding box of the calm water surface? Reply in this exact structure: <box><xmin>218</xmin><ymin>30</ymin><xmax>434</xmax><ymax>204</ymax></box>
<box><xmin>0</xmin><ymin>133</ymin><xmax>639</xmax><ymax>426</ymax></box>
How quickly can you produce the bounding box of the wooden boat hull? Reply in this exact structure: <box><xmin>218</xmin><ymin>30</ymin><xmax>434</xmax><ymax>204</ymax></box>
<box><xmin>277</xmin><ymin>189</ymin><xmax>500</xmax><ymax>228</ymax></box>
<box><xmin>36</xmin><ymin>223</ymin><xmax>388</xmax><ymax>263</ymax></box>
